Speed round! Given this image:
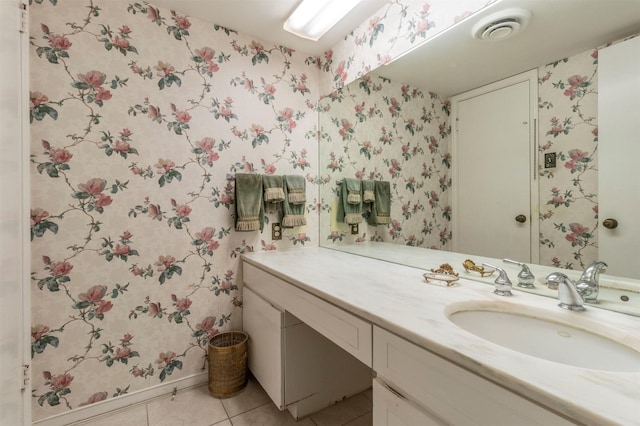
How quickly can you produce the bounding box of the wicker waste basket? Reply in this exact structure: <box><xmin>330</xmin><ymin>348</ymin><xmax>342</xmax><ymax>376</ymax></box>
<box><xmin>208</xmin><ymin>331</ymin><xmax>248</xmax><ymax>397</ymax></box>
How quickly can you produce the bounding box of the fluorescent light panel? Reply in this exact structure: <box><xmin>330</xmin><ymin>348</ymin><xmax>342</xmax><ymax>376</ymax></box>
<box><xmin>284</xmin><ymin>0</ymin><xmax>364</xmax><ymax>41</ymax></box>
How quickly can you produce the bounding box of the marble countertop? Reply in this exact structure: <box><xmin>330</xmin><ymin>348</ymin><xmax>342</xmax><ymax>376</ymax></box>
<box><xmin>242</xmin><ymin>245</ymin><xmax>640</xmax><ymax>425</ymax></box>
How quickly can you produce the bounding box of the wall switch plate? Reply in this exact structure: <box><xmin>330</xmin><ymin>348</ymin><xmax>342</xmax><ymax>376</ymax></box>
<box><xmin>272</xmin><ymin>223</ymin><xmax>282</xmax><ymax>240</ymax></box>
<box><xmin>350</xmin><ymin>223</ymin><xmax>359</xmax><ymax>235</ymax></box>
<box><xmin>544</xmin><ymin>152</ymin><xmax>557</xmax><ymax>168</ymax></box>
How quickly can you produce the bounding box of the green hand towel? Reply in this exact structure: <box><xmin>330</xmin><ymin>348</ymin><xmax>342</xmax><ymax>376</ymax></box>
<box><xmin>282</xmin><ymin>178</ymin><xmax>306</xmax><ymax>228</ymax></box>
<box><xmin>338</xmin><ymin>181</ymin><xmax>363</xmax><ymax>224</ymax></box>
<box><xmin>362</xmin><ymin>180</ymin><xmax>375</xmax><ymax>203</ymax></box>
<box><xmin>284</xmin><ymin>175</ymin><xmax>306</xmax><ymax>204</ymax></box>
<box><xmin>262</xmin><ymin>174</ymin><xmax>285</xmax><ymax>203</ymax></box>
<box><xmin>336</xmin><ymin>184</ymin><xmax>345</xmax><ymax>223</ymax></box>
<box><xmin>235</xmin><ymin>173</ymin><xmax>264</xmax><ymax>232</ymax></box>
<box><xmin>368</xmin><ymin>181</ymin><xmax>391</xmax><ymax>225</ymax></box>
<box><xmin>344</xmin><ymin>178</ymin><xmax>362</xmax><ymax>204</ymax></box>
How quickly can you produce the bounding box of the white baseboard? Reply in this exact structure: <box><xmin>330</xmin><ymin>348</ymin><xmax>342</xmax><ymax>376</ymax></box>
<box><xmin>33</xmin><ymin>372</ymin><xmax>208</xmax><ymax>426</ymax></box>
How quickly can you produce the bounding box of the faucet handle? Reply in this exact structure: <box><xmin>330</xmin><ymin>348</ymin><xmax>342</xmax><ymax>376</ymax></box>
<box><xmin>503</xmin><ymin>258</ymin><xmax>535</xmax><ymax>288</ymax></box>
<box><xmin>483</xmin><ymin>263</ymin><xmax>513</xmax><ymax>296</ymax></box>
<box><xmin>547</xmin><ymin>272</ymin><xmax>585</xmax><ymax>311</ymax></box>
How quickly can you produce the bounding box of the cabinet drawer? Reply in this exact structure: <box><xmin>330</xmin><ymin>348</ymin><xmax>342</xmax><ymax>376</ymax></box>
<box><xmin>243</xmin><ymin>262</ymin><xmax>372</xmax><ymax>366</ymax></box>
<box><xmin>373</xmin><ymin>326</ymin><xmax>573</xmax><ymax>426</ymax></box>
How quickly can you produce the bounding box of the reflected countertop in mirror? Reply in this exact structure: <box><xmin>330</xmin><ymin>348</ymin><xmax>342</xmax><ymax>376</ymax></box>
<box><xmin>326</xmin><ymin>242</ymin><xmax>640</xmax><ymax>317</ymax></box>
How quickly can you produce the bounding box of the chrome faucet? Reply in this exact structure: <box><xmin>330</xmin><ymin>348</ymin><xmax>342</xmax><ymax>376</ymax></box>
<box><xmin>546</xmin><ymin>272</ymin><xmax>585</xmax><ymax>311</ymax></box>
<box><xmin>482</xmin><ymin>263</ymin><xmax>513</xmax><ymax>296</ymax></box>
<box><xmin>503</xmin><ymin>259</ymin><xmax>535</xmax><ymax>288</ymax></box>
<box><xmin>575</xmin><ymin>261</ymin><xmax>607</xmax><ymax>303</ymax></box>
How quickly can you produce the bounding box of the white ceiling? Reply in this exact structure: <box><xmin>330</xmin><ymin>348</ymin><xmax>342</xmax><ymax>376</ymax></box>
<box><xmin>372</xmin><ymin>0</ymin><xmax>640</xmax><ymax>97</ymax></box>
<box><xmin>150</xmin><ymin>0</ymin><xmax>388</xmax><ymax>55</ymax></box>
<box><xmin>150</xmin><ymin>0</ymin><xmax>640</xmax><ymax>96</ymax></box>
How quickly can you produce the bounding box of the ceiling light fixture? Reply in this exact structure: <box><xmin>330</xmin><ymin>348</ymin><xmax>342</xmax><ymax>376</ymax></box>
<box><xmin>284</xmin><ymin>0</ymin><xmax>364</xmax><ymax>41</ymax></box>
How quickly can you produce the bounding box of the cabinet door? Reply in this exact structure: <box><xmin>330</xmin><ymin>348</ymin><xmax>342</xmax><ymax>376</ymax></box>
<box><xmin>243</xmin><ymin>287</ymin><xmax>285</xmax><ymax>409</ymax></box>
<box><xmin>372</xmin><ymin>379</ymin><xmax>445</xmax><ymax>426</ymax></box>
<box><xmin>373</xmin><ymin>326</ymin><xmax>573</xmax><ymax>426</ymax></box>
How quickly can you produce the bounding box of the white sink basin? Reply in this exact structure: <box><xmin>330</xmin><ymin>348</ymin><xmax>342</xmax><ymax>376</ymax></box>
<box><xmin>448</xmin><ymin>304</ymin><xmax>640</xmax><ymax>372</ymax></box>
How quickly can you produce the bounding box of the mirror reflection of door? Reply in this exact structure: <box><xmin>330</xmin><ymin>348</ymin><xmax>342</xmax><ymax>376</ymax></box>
<box><xmin>451</xmin><ymin>70</ymin><xmax>538</xmax><ymax>263</ymax></box>
<box><xmin>598</xmin><ymin>36</ymin><xmax>640</xmax><ymax>279</ymax></box>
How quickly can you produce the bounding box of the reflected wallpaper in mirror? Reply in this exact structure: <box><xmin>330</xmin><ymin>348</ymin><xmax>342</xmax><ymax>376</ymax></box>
<box><xmin>318</xmin><ymin>76</ymin><xmax>453</xmax><ymax>249</ymax></box>
<box><xmin>319</xmin><ymin>44</ymin><xmax>612</xmax><ymax>273</ymax></box>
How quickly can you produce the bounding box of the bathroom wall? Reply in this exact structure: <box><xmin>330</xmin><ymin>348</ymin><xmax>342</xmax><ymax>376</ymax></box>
<box><xmin>28</xmin><ymin>0</ymin><xmax>319</xmax><ymax>420</ymax></box>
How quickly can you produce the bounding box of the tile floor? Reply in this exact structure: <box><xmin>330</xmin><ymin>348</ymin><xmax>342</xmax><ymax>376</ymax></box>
<box><xmin>73</xmin><ymin>375</ymin><xmax>372</xmax><ymax>426</ymax></box>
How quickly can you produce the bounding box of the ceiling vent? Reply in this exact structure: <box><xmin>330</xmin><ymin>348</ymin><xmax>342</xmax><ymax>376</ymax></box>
<box><xmin>471</xmin><ymin>8</ymin><xmax>532</xmax><ymax>41</ymax></box>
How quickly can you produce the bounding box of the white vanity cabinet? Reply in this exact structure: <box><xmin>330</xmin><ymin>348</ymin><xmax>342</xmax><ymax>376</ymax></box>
<box><xmin>373</xmin><ymin>326</ymin><xmax>574</xmax><ymax>426</ymax></box>
<box><xmin>241</xmin><ymin>248</ymin><xmax>638</xmax><ymax>425</ymax></box>
<box><xmin>242</xmin><ymin>263</ymin><xmax>372</xmax><ymax>419</ymax></box>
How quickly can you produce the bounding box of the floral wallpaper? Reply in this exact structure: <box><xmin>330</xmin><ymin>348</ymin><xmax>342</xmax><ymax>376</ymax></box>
<box><xmin>28</xmin><ymin>0</ymin><xmax>320</xmax><ymax>420</ymax></box>
<box><xmin>319</xmin><ymin>76</ymin><xmax>453</xmax><ymax>248</ymax></box>
<box><xmin>537</xmin><ymin>48</ymin><xmax>600</xmax><ymax>270</ymax></box>
<box><xmin>28</xmin><ymin>0</ymin><xmax>489</xmax><ymax>421</ymax></box>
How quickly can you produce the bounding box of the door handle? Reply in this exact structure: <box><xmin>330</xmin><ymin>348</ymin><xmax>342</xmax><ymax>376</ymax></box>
<box><xmin>515</xmin><ymin>214</ymin><xmax>527</xmax><ymax>223</ymax></box>
<box><xmin>602</xmin><ymin>218</ymin><xmax>618</xmax><ymax>229</ymax></box>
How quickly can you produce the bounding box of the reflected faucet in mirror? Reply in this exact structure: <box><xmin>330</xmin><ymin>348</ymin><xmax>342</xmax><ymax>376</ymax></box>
<box><xmin>575</xmin><ymin>261</ymin><xmax>608</xmax><ymax>304</ymax></box>
<box><xmin>503</xmin><ymin>259</ymin><xmax>535</xmax><ymax>288</ymax></box>
<box><xmin>482</xmin><ymin>263</ymin><xmax>513</xmax><ymax>297</ymax></box>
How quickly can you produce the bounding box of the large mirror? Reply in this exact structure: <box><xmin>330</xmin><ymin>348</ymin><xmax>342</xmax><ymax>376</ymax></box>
<box><xmin>317</xmin><ymin>0</ymin><xmax>640</xmax><ymax>308</ymax></box>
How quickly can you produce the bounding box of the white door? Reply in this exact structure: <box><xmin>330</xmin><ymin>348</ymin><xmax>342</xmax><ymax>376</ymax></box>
<box><xmin>598</xmin><ymin>36</ymin><xmax>640</xmax><ymax>279</ymax></box>
<box><xmin>451</xmin><ymin>70</ymin><xmax>538</xmax><ymax>263</ymax></box>
<box><xmin>0</xmin><ymin>1</ymin><xmax>31</xmax><ymax>425</ymax></box>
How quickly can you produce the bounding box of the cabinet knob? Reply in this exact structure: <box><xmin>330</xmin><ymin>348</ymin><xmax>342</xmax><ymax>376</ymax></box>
<box><xmin>602</xmin><ymin>218</ymin><xmax>618</xmax><ymax>229</ymax></box>
<box><xmin>515</xmin><ymin>214</ymin><xmax>527</xmax><ymax>223</ymax></box>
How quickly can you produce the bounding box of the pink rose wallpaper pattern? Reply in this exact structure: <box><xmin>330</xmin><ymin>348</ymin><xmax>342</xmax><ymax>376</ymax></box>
<box><xmin>319</xmin><ymin>76</ymin><xmax>454</xmax><ymax>248</ymax></box>
<box><xmin>538</xmin><ymin>48</ymin><xmax>600</xmax><ymax>270</ymax></box>
<box><xmin>29</xmin><ymin>0</ymin><xmax>320</xmax><ymax>419</ymax></box>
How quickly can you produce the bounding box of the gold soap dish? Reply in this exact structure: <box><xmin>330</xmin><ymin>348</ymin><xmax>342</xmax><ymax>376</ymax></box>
<box><xmin>424</xmin><ymin>263</ymin><xmax>459</xmax><ymax>287</ymax></box>
<box><xmin>462</xmin><ymin>259</ymin><xmax>495</xmax><ymax>277</ymax></box>
<box><xmin>429</xmin><ymin>263</ymin><xmax>459</xmax><ymax>277</ymax></box>
<box><xmin>423</xmin><ymin>272</ymin><xmax>459</xmax><ymax>287</ymax></box>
